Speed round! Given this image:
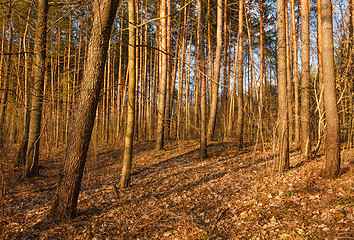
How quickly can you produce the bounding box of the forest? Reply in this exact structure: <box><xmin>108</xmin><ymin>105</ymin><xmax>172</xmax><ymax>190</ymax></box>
<box><xmin>0</xmin><ymin>0</ymin><xmax>353</xmax><ymax>239</ymax></box>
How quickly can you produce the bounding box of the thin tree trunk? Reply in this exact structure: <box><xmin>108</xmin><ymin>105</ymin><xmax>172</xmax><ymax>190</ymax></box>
<box><xmin>185</xmin><ymin>40</ymin><xmax>192</xmax><ymax>138</ymax></box>
<box><xmin>277</xmin><ymin>0</ymin><xmax>290</xmax><ymax>171</ymax></box>
<box><xmin>315</xmin><ymin>0</ymin><xmax>325</xmax><ymax>153</ymax></box>
<box><xmin>17</xmin><ymin>9</ymin><xmax>31</xmax><ymax>166</ymax></box>
<box><xmin>321</xmin><ymin>0</ymin><xmax>340</xmax><ymax>178</ymax></box>
<box><xmin>221</xmin><ymin>0</ymin><xmax>229</xmax><ymax>136</ymax></box>
<box><xmin>197</xmin><ymin>0</ymin><xmax>207</xmax><ymax>159</ymax></box>
<box><xmin>116</xmin><ymin>17</ymin><xmax>123</xmax><ymax>140</ymax></box>
<box><xmin>286</xmin><ymin>0</ymin><xmax>294</xmax><ymax>143</ymax></box>
<box><xmin>300</xmin><ymin>0</ymin><xmax>311</xmax><ymax>157</ymax></box>
<box><xmin>165</xmin><ymin>2</ymin><xmax>172</xmax><ymax>140</ymax></box>
<box><xmin>235</xmin><ymin>0</ymin><xmax>244</xmax><ymax>148</ymax></box>
<box><xmin>291</xmin><ymin>0</ymin><xmax>300</xmax><ymax>145</ymax></box>
<box><xmin>120</xmin><ymin>0</ymin><xmax>136</xmax><ymax>189</ymax></box>
<box><xmin>56</xmin><ymin>32</ymin><xmax>61</xmax><ymax>148</ymax></box>
<box><xmin>227</xmin><ymin>40</ymin><xmax>239</xmax><ymax>137</ymax></box>
<box><xmin>259</xmin><ymin>0</ymin><xmax>264</xmax><ymax>144</ymax></box>
<box><xmin>0</xmin><ymin>20</ymin><xmax>5</xmax><ymax>109</ymax></box>
<box><xmin>49</xmin><ymin>0</ymin><xmax>119</xmax><ymax>219</ymax></box>
<box><xmin>207</xmin><ymin>0</ymin><xmax>223</xmax><ymax>140</ymax></box>
<box><xmin>207</xmin><ymin>0</ymin><xmax>213</xmax><ymax>83</ymax></box>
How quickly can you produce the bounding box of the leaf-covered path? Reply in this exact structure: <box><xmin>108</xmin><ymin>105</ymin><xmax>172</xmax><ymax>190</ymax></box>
<box><xmin>1</xmin><ymin>140</ymin><xmax>353</xmax><ymax>239</ymax></box>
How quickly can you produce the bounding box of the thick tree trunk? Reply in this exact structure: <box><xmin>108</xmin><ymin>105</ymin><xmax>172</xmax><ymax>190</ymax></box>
<box><xmin>207</xmin><ymin>0</ymin><xmax>222</xmax><ymax>140</ymax></box>
<box><xmin>25</xmin><ymin>0</ymin><xmax>48</xmax><ymax>177</ymax></box>
<box><xmin>120</xmin><ymin>0</ymin><xmax>136</xmax><ymax>189</ymax></box>
<box><xmin>49</xmin><ymin>0</ymin><xmax>119</xmax><ymax>219</ymax></box>
<box><xmin>235</xmin><ymin>0</ymin><xmax>244</xmax><ymax>148</ymax></box>
<box><xmin>300</xmin><ymin>0</ymin><xmax>311</xmax><ymax>158</ymax></box>
<box><xmin>277</xmin><ymin>0</ymin><xmax>290</xmax><ymax>171</ymax></box>
<box><xmin>0</xmin><ymin>5</ymin><xmax>12</xmax><ymax>148</ymax></box>
<box><xmin>156</xmin><ymin>0</ymin><xmax>168</xmax><ymax>150</ymax></box>
<box><xmin>321</xmin><ymin>0</ymin><xmax>340</xmax><ymax>178</ymax></box>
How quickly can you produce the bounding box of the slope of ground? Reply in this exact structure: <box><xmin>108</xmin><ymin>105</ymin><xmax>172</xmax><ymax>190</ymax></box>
<box><xmin>1</xmin><ymin>140</ymin><xmax>353</xmax><ymax>239</ymax></box>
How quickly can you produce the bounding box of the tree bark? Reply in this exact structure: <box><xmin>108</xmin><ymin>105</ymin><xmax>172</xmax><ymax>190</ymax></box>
<box><xmin>25</xmin><ymin>0</ymin><xmax>48</xmax><ymax>177</ymax></box>
<box><xmin>321</xmin><ymin>0</ymin><xmax>340</xmax><ymax>178</ymax></box>
<box><xmin>277</xmin><ymin>0</ymin><xmax>290</xmax><ymax>171</ymax></box>
<box><xmin>49</xmin><ymin>0</ymin><xmax>119</xmax><ymax>219</ymax></box>
<box><xmin>120</xmin><ymin>0</ymin><xmax>136</xmax><ymax>189</ymax></box>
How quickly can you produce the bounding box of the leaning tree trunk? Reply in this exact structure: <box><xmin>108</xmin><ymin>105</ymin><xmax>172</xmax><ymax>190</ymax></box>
<box><xmin>49</xmin><ymin>0</ymin><xmax>119</xmax><ymax>219</ymax></box>
<box><xmin>277</xmin><ymin>0</ymin><xmax>290</xmax><ymax>171</ymax></box>
<box><xmin>25</xmin><ymin>0</ymin><xmax>48</xmax><ymax>177</ymax></box>
<box><xmin>321</xmin><ymin>0</ymin><xmax>340</xmax><ymax>179</ymax></box>
<box><xmin>300</xmin><ymin>0</ymin><xmax>311</xmax><ymax>158</ymax></box>
<box><xmin>207</xmin><ymin>0</ymin><xmax>222</xmax><ymax>140</ymax></box>
<box><xmin>120</xmin><ymin>0</ymin><xmax>136</xmax><ymax>189</ymax></box>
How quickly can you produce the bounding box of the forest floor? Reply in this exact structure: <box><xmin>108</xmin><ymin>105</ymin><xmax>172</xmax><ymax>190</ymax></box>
<box><xmin>0</xmin><ymin>140</ymin><xmax>353</xmax><ymax>239</ymax></box>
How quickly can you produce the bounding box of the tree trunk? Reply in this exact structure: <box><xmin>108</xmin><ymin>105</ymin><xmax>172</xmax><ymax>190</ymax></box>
<box><xmin>0</xmin><ymin>5</ymin><xmax>12</xmax><ymax>148</ymax></box>
<box><xmin>291</xmin><ymin>0</ymin><xmax>300</xmax><ymax>145</ymax></box>
<box><xmin>165</xmin><ymin>2</ymin><xmax>172</xmax><ymax>140</ymax></box>
<box><xmin>235</xmin><ymin>0</ymin><xmax>244</xmax><ymax>148</ymax></box>
<box><xmin>207</xmin><ymin>0</ymin><xmax>222</xmax><ymax>140</ymax></box>
<box><xmin>300</xmin><ymin>0</ymin><xmax>311</xmax><ymax>158</ymax></box>
<box><xmin>156</xmin><ymin>0</ymin><xmax>167</xmax><ymax>150</ymax></box>
<box><xmin>16</xmin><ymin>12</ymin><xmax>31</xmax><ymax>166</ymax></box>
<box><xmin>198</xmin><ymin>0</ymin><xmax>207</xmax><ymax>159</ymax></box>
<box><xmin>49</xmin><ymin>0</ymin><xmax>119</xmax><ymax>219</ymax></box>
<box><xmin>277</xmin><ymin>0</ymin><xmax>290</xmax><ymax>171</ymax></box>
<box><xmin>259</xmin><ymin>0</ymin><xmax>264</xmax><ymax>143</ymax></box>
<box><xmin>25</xmin><ymin>0</ymin><xmax>48</xmax><ymax>177</ymax></box>
<box><xmin>120</xmin><ymin>0</ymin><xmax>136</xmax><ymax>189</ymax></box>
<box><xmin>321</xmin><ymin>0</ymin><xmax>340</xmax><ymax>178</ymax></box>
<box><xmin>286</xmin><ymin>1</ymin><xmax>294</xmax><ymax>143</ymax></box>
<box><xmin>315</xmin><ymin>0</ymin><xmax>325</xmax><ymax>153</ymax></box>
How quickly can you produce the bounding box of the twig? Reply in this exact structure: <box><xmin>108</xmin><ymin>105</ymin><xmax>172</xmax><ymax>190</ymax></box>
<box><xmin>208</xmin><ymin>208</ymin><xmax>228</xmax><ymax>238</ymax></box>
<box><xmin>112</xmin><ymin>184</ymin><xmax>120</xmax><ymax>198</ymax></box>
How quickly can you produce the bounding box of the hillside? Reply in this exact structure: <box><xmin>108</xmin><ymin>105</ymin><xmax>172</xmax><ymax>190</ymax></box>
<box><xmin>1</xmin><ymin>141</ymin><xmax>353</xmax><ymax>239</ymax></box>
